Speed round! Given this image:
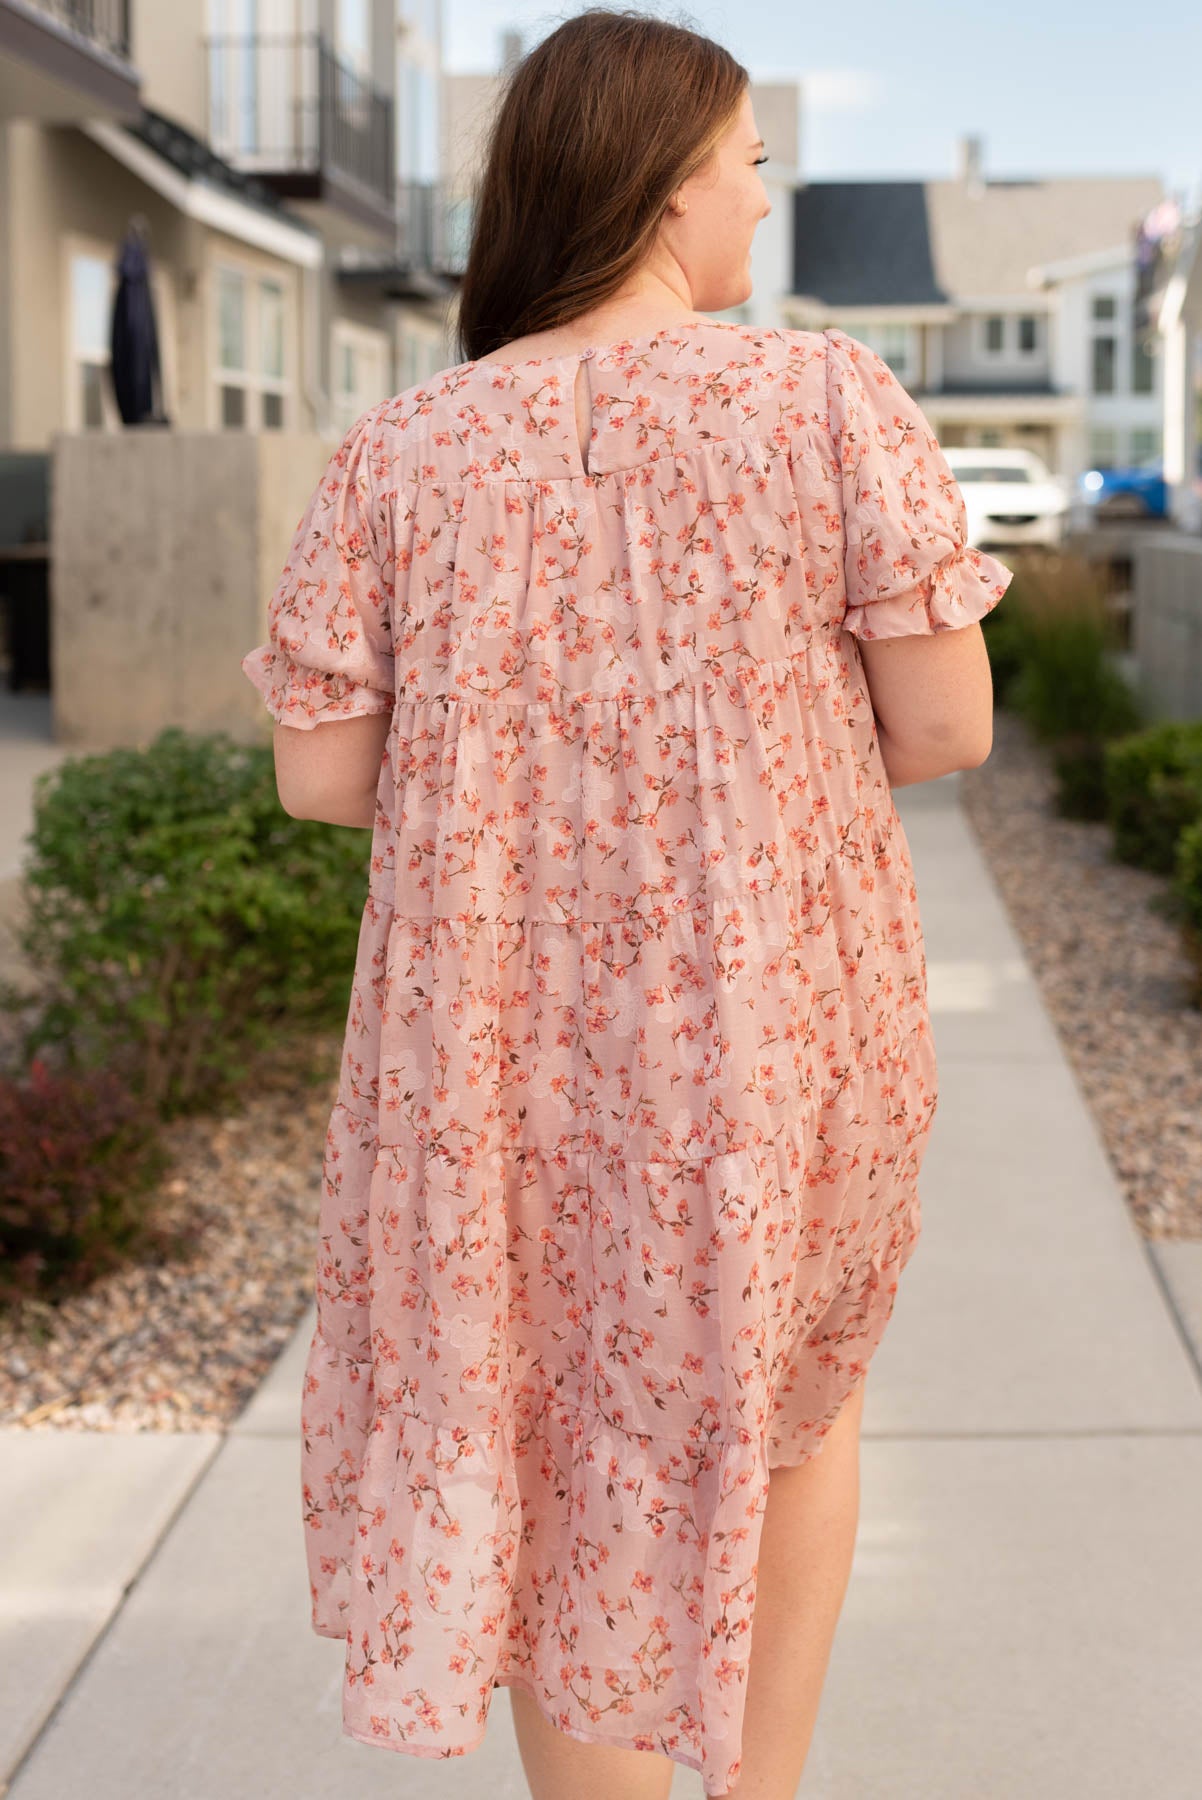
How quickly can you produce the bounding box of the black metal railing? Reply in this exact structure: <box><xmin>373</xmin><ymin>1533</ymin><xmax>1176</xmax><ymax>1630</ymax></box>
<box><xmin>412</xmin><ymin>183</ymin><xmax>471</xmax><ymax>277</ymax></box>
<box><xmin>205</xmin><ymin>32</ymin><xmax>393</xmax><ymax>210</ymax></box>
<box><xmin>317</xmin><ymin>39</ymin><xmax>391</xmax><ymax>203</ymax></box>
<box><xmin>395</xmin><ymin>177</ymin><xmax>439</xmax><ymax>269</ymax></box>
<box><xmin>387</xmin><ymin>179</ymin><xmax>473</xmax><ymax>278</ymax></box>
<box><xmin>24</xmin><ymin>0</ymin><xmax>131</xmax><ymax>60</ymax></box>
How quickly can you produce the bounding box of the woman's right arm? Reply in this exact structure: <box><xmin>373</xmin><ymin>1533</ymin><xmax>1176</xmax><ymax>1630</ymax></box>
<box><xmin>859</xmin><ymin>619</ymin><xmax>996</xmax><ymax>787</ymax></box>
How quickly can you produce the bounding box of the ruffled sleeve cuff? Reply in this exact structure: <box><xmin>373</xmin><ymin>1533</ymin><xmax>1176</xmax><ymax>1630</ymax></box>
<box><xmin>841</xmin><ymin>538</ymin><xmax>1015</xmax><ymax>641</ymax></box>
<box><xmin>241</xmin><ymin>403</ymin><xmax>395</xmax><ymax>730</ymax></box>
<box><xmin>241</xmin><ymin>643</ymin><xmax>395</xmax><ymax>731</ymax></box>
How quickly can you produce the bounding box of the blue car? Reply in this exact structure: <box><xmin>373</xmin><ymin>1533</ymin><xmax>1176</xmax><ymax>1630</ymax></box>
<box><xmin>1076</xmin><ymin>462</ymin><xmax>1169</xmax><ymax>521</ymax></box>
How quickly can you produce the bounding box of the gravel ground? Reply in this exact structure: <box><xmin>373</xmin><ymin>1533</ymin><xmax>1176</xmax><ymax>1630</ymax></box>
<box><xmin>0</xmin><ymin>1021</ymin><xmax>340</xmax><ymax>1433</ymax></box>
<box><xmin>2</xmin><ymin>701</ymin><xmax>1199</xmax><ymax>1432</ymax></box>
<box><xmin>958</xmin><ymin>705</ymin><xmax>1202</xmax><ymax>1242</ymax></box>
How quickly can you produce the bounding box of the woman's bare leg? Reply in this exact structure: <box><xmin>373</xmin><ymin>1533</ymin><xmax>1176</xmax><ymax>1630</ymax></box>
<box><xmin>510</xmin><ymin>1378</ymin><xmax>864</xmax><ymax>1800</ymax></box>
<box><xmin>709</xmin><ymin>1376</ymin><xmax>866</xmax><ymax>1799</ymax></box>
<box><xmin>509</xmin><ymin>1683</ymin><xmax>676</xmax><ymax>1800</ymax></box>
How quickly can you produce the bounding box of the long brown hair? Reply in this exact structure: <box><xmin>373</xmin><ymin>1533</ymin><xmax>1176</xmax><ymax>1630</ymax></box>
<box><xmin>452</xmin><ymin>7</ymin><xmax>749</xmax><ymax>364</ymax></box>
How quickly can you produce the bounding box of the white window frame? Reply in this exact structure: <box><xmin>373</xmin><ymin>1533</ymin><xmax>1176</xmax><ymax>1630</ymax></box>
<box><xmin>331</xmin><ymin>316</ymin><xmax>391</xmax><ymax>435</ymax></box>
<box><xmin>63</xmin><ymin>231</ymin><xmax>176</xmax><ymax>432</ymax></box>
<box><xmin>845</xmin><ymin>320</ymin><xmax>917</xmax><ymax>385</ymax></box>
<box><xmin>1129</xmin><ymin>426</ymin><xmax>1160</xmax><ymax>467</ymax></box>
<box><xmin>1088</xmin><ymin>426</ymin><xmax>1120</xmax><ymax>469</ymax></box>
<box><xmin>397</xmin><ymin>322</ymin><xmax>446</xmax><ymax>390</ymax></box>
<box><xmin>209</xmin><ymin>249</ymin><xmax>293</xmax><ymax>430</ymax></box>
<box><xmin>981</xmin><ymin>315</ymin><xmax>1007</xmax><ymax>357</ymax></box>
<box><xmin>1089</xmin><ymin>291</ymin><xmax>1120</xmax><ymax>397</ymax></box>
<box><xmin>977</xmin><ymin>313</ymin><xmax>1044</xmax><ymax>365</ymax></box>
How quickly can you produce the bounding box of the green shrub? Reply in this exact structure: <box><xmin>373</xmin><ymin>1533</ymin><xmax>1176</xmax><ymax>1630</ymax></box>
<box><xmin>996</xmin><ymin>552</ymin><xmax>1144</xmax><ymax>816</ymax></box>
<box><xmin>0</xmin><ymin>1057</ymin><xmax>180</xmax><ymax>1307</ymax></box>
<box><xmin>975</xmin><ymin>550</ymin><xmax>1202</xmax><ymax>992</ymax></box>
<box><xmin>1103</xmin><ymin>721</ymin><xmax>1202</xmax><ymax>875</ymax></box>
<box><xmin>1</xmin><ymin>728</ymin><xmax>374</xmax><ymax>1119</ymax></box>
<box><xmin>1174</xmin><ymin>817</ymin><xmax>1202</xmax><ymax>1006</ymax></box>
<box><xmin>1006</xmin><ymin>603</ymin><xmax>1143</xmax><ymax>746</ymax></box>
<box><xmin>979</xmin><ymin>568</ymin><xmax>1034</xmax><ymax>705</ymax></box>
<box><xmin>1049</xmin><ymin>735</ymin><xmax>1116</xmax><ymax>822</ymax></box>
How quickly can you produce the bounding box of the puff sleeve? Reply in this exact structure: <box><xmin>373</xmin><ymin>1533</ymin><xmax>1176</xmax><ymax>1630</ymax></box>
<box><xmin>823</xmin><ymin>326</ymin><xmax>1014</xmax><ymax>639</ymax></box>
<box><xmin>241</xmin><ymin>405</ymin><xmax>395</xmax><ymax>728</ymax></box>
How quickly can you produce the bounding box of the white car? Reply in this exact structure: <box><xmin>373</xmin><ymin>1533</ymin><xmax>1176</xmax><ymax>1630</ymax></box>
<box><xmin>942</xmin><ymin>447</ymin><xmax>1070</xmax><ymax>551</ymax></box>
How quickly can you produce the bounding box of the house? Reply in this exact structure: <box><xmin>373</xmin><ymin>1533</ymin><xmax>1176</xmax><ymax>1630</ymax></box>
<box><xmin>0</xmin><ymin>0</ymin><xmax>455</xmax><ymax>450</ymax></box>
<box><xmin>784</xmin><ymin>135</ymin><xmax>1168</xmax><ymax>490</ymax></box>
<box><xmin>0</xmin><ymin>0</ymin><xmax>462</xmax><ymax>747</ymax></box>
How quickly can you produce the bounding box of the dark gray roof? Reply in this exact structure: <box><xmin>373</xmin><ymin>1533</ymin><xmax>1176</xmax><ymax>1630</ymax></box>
<box><xmin>792</xmin><ymin>176</ymin><xmax>1168</xmax><ymax>305</ymax></box>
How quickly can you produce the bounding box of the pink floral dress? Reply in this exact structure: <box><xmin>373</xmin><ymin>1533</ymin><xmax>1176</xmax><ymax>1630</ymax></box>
<box><xmin>241</xmin><ymin>320</ymin><xmax>1013</xmax><ymax>1794</ymax></box>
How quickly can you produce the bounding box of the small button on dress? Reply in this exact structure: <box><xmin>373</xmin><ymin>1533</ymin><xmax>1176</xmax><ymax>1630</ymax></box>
<box><xmin>241</xmin><ymin>319</ymin><xmax>1013</xmax><ymax>1795</ymax></box>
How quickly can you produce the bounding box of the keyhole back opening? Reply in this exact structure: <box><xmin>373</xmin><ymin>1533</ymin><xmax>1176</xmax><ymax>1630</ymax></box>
<box><xmin>573</xmin><ymin>353</ymin><xmax>594</xmax><ymax>478</ymax></box>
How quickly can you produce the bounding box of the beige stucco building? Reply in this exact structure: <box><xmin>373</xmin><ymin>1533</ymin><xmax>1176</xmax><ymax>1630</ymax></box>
<box><xmin>0</xmin><ymin>0</ymin><xmax>456</xmax><ymax>452</ymax></box>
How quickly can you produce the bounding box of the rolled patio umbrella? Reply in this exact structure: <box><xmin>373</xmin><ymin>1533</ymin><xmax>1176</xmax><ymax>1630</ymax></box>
<box><xmin>108</xmin><ymin>215</ymin><xmax>169</xmax><ymax>427</ymax></box>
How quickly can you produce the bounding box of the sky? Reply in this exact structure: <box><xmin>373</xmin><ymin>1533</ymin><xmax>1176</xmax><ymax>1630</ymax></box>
<box><xmin>444</xmin><ymin>0</ymin><xmax>1202</xmax><ymax>213</ymax></box>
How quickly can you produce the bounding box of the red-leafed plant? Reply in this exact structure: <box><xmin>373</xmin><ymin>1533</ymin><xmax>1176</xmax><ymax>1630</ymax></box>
<box><xmin>0</xmin><ymin>1055</ymin><xmax>187</xmax><ymax>1308</ymax></box>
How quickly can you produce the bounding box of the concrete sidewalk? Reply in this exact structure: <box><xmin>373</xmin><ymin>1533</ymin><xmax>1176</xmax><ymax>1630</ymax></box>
<box><xmin>0</xmin><ymin>689</ymin><xmax>71</xmax><ymax>886</ymax></box>
<box><xmin>2</xmin><ymin>769</ymin><xmax>1201</xmax><ymax>1799</ymax></box>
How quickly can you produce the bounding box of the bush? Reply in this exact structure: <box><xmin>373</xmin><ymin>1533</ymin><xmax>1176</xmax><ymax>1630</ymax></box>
<box><xmin>1174</xmin><ymin>818</ymin><xmax>1202</xmax><ymax>1006</ymax></box>
<box><xmin>979</xmin><ymin>575</ymin><xmax>1032</xmax><ymax>706</ymax></box>
<box><xmin>1049</xmin><ymin>736</ymin><xmax>1116</xmax><ymax>822</ymax></box>
<box><xmin>0</xmin><ymin>1057</ymin><xmax>182</xmax><ymax>1307</ymax></box>
<box><xmin>0</xmin><ymin>727</ymin><xmax>375</xmax><ymax>1119</ymax></box>
<box><xmin>1103</xmin><ymin>721</ymin><xmax>1202</xmax><ymax>875</ymax></box>
<box><xmin>998</xmin><ymin>552</ymin><xmax>1145</xmax><ymax>817</ymax></box>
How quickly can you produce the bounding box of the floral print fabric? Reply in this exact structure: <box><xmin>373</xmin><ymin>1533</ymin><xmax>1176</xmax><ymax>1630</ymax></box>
<box><xmin>241</xmin><ymin>320</ymin><xmax>1013</xmax><ymax>1794</ymax></box>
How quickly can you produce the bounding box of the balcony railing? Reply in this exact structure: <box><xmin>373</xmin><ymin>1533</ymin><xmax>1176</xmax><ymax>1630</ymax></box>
<box><xmin>22</xmin><ymin>0</ymin><xmax>131</xmax><ymax>60</ymax></box>
<box><xmin>205</xmin><ymin>31</ymin><xmax>393</xmax><ymax>214</ymax></box>
<box><xmin>396</xmin><ymin>177</ymin><xmax>453</xmax><ymax>273</ymax></box>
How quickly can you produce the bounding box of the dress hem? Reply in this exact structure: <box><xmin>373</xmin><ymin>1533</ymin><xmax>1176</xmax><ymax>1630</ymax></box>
<box><xmin>343</xmin><ymin>1671</ymin><xmax>724</xmax><ymax>1793</ymax></box>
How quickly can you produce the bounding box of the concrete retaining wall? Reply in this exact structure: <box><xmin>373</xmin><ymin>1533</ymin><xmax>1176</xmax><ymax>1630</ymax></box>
<box><xmin>1131</xmin><ymin>537</ymin><xmax>1202</xmax><ymax>722</ymax></box>
<box><xmin>49</xmin><ymin>429</ymin><xmax>337</xmax><ymax>749</ymax></box>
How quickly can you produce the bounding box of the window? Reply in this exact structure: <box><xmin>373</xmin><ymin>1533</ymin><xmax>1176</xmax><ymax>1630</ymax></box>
<box><xmin>984</xmin><ymin>316</ymin><xmax>1005</xmax><ymax>353</ymax></box>
<box><xmin>1129</xmin><ymin>428</ymin><xmax>1160</xmax><ymax>467</ymax></box>
<box><xmin>398</xmin><ymin>59</ymin><xmax>439</xmax><ymax>182</ymax></box>
<box><xmin>1132</xmin><ymin>329</ymin><xmax>1156</xmax><ymax>396</ymax></box>
<box><xmin>213</xmin><ymin>260</ymin><xmax>290</xmax><ymax>429</ymax></box>
<box><xmin>1018</xmin><ymin>316</ymin><xmax>1038</xmax><ymax>353</ymax></box>
<box><xmin>396</xmin><ymin>327</ymin><xmax>448</xmax><ymax>389</ymax></box>
<box><xmin>68</xmin><ymin>235</ymin><xmax>175</xmax><ymax>430</ymax></box>
<box><xmin>1089</xmin><ymin>292</ymin><xmax>1120</xmax><ymax>395</ymax></box>
<box><xmin>208</xmin><ymin>0</ymin><xmax>260</xmax><ymax>157</ymax></box>
<box><xmin>337</xmin><ymin>0</ymin><xmax>370</xmax><ymax>71</ymax></box>
<box><xmin>443</xmin><ymin>193</ymin><xmax>473</xmax><ymax>274</ymax></box>
<box><xmin>1091</xmin><ymin>334</ymin><xmax>1117</xmax><ymax>395</ymax></box>
<box><xmin>399</xmin><ymin>330</ymin><xmax>422</xmax><ymax>391</ymax></box>
<box><xmin>259</xmin><ymin>278</ymin><xmax>285</xmax><ymax>426</ymax></box>
<box><xmin>332</xmin><ymin>318</ymin><xmax>390</xmax><ymax>435</ymax></box>
<box><xmin>950</xmin><ymin>464</ymin><xmax>1032</xmax><ymax>484</ymax></box>
<box><xmin>853</xmin><ymin>323</ymin><xmax>913</xmax><ymax>382</ymax></box>
<box><xmin>399</xmin><ymin>0</ymin><xmax>440</xmax><ymax>35</ymax></box>
<box><xmin>70</xmin><ymin>252</ymin><xmax>117</xmax><ymax>431</ymax></box>
<box><xmin>1088</xmin><ymin>428</ymin><xmax>1119</xmax><ymax>469</ymax></box>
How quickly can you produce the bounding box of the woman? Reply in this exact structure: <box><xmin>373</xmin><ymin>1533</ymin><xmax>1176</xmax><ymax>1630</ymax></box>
<box><xmin>242</xmin><ymin>9</ymin><xmax>1011</xmax><ymax>1797</ymax></box>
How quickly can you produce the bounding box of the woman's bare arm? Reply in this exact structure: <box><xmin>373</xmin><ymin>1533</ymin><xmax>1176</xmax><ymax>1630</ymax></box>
<box><xmin>857</xmin><ymin>620</ymin><xmax>995</xmax><ymax>786</ymax></box>
<box><xmin>272</xmin><ymin>711</ymin><xmax>391</xmax><ymax>826</ymax></box>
